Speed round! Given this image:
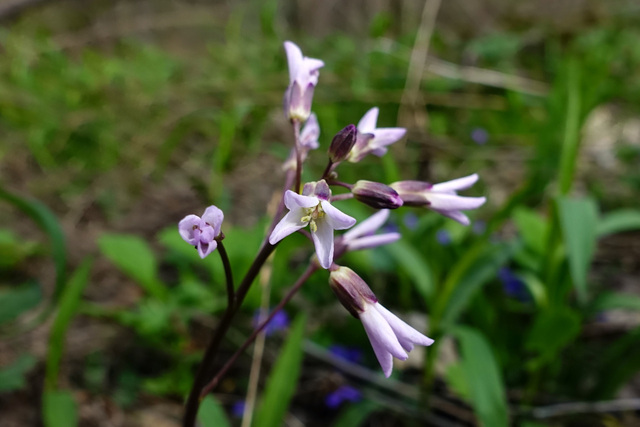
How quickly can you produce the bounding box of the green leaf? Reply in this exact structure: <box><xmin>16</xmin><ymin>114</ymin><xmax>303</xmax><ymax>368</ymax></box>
<box><xmin>597</xmin><ymin>209</ymin><xmax>640</xmax><ymax>237</ymax></box>
<box><xmin>591</xmin><ymin>292</ymin><xmax>640</xmax><ymax>313</ymax></box>
<box><xmin>526</xmin><ymin>307</ymin><xmax>581</xmax><ymax>359</ymax></box>
<box><xmin>45</xmin><ymin>259</ymin><xmax>93</xmax><ymax>390</ymax></box>
<box><xmin>254</xmin><ymin>313</ymin><xmax>307</xmax><ymax>427</ymax></box>
<box><xmin>0</xmin><ymin>188</ymin><xmax>66</xmax><ymax>317</ymax></box>
<box><xmin>439</xmin><ymin>242</ymin><xmax>515</xmax><ymax>328</ymax></box>
<box><xmin>512</xmin><ymin>207</ymin><xmax>548</xmax><ymax>254</ymax></box>
<box><xmin>452</xmin><ymin>326</ymin><xmax>509</xmax><ymax>427</ymax></box>
<box><xmin>592</xmin><ymin>326</ymin><xmax>640</xmax><ymax>399</ymax></box>
<box><xmin>98</xmin><ymin>234</ymin><xmax>165</xmax><ymax>299</ymax></box>
<box><xmin>332</xmin><ymin>400</ymin><xmax>378</xmax><ymax>427</ymax></box>
<box><xmin>43</xmin><ymin>390</ymin><xmax>78</xmax><ymax>427</ymax></box>
<box><xmin>198</xmin><ymin>395</ymin><xmax>231</xmax><ymax>427</ymax></box>
<box><xmin>0</xmin><ymin>281</ymin><xmax>42</xmax><ymax>325</ymax></box>
<box><xmin>557</xmin><ymin>197</ymin><xmax>598</xmax><ymax>303</ymax></box>
<box><xmin>0</xmin><ymin>353</ymin><xmax>38</xmax><ymax>392</ymax></box>
<box><xmin>557</xmin><ymin>57</ymin><xmax>582</xmax><ymax>195</ymax></box>
<box><xmin>386</xmin><ymin>240</ymin><xmax>434</xmax><ymax>302</ymax></box>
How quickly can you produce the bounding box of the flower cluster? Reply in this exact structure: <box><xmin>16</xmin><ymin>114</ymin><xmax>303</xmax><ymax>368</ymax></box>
<box><xmin>178</xmin><ymin>41</ymin><xmax>487</xmax><ymax>379</ymax></box>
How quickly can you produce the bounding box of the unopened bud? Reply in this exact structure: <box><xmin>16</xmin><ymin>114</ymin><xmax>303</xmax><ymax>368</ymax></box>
<box><xmin>329</xmin><ymin>266</ymin><xmax>378</xmax><ymax>318</ymax></box>
<box><xmin>352</xmin><ymin>180</ymin><xmax>403</xmax><ymax>209</ymax></box>
<box><xmin>328</xmin><ymin>124</ymin><xmax>357</xmax><ymax>163</ymax></box>
<box><xmin>389</xmin><ymin>181</ymin><xmax>431</xmax><ymax>207</ymax></box>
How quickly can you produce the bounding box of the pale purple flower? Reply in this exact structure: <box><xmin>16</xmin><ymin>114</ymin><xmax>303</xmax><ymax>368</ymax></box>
<box><xmin>329</xmin><ymin>267</ymin><xmax>434</xmax><ymax>377</ymax></box>
<box><xmin>339</xmin><ymin>209</ymin><xmax>400</xmax><ymax>252</ymax></box>
<box><xmin>283</xmin><ymin>113</ymin><xmax>320</xmax><ymax>171</ymax></box>
<box><xmin>348</xmin><ymin>107</ymin><xmax>406</xmax><ymax>162</ymax></box>
<box><xmin>360</xmin><ymin>301</ymin><xmax>434</xmax><ymax>377</ymax></box>
<box><xmin>390</xmin><ymin>174</ymin><xmax>486</xmax><ymax>226</ymax></box>
<box><xmin>325</xmin><ymin>385</ymin><xmax>362</xmax><ymax>408</ymax></box>
<box><xmin>269</xmin><ymin>180</ymin><xmax>356</xmax><ymax>269</ymax></box>
<box><xmin>178</xmin><ymin>205</ymin><xmax>223</xmax><ymax>259</ymax></box>
<box><xmin>283</xmin><ymin>41</ymin><xmax>324</xmax><ymax>122</ymax></box>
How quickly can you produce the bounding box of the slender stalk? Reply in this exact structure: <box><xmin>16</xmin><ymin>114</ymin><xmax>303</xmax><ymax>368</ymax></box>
<box><xmin>321</xmin><ymin>159</ymin><xmax>334</xmax><ymax>179</ymax></box>
<box><xmin>217</xmin><ymin>242</ymin><xmax>234</xmax><ymax>307</ymax></box>
<box><xmin>200</xmin><ymin>264</ymin><xmax>318</xmax><ymax>397</ymax></box>
<box><xmin>293</xmin><ymin>120</ymin><xmax>302</xmax><ymax>193</ymax></box>
<box><xmin>326</xmin><ymin>180</ymin><xmax>353</xmax><ymax>190</ymax></box>
<box><xmin>330</xmin><ymin>193</ymin><xmax>354</xmax><ymax>203</ymax></box>
<box><xmin>182</xmin><ymin>240</ymin><xmax>278</xmax><ymax>427</ymax></box>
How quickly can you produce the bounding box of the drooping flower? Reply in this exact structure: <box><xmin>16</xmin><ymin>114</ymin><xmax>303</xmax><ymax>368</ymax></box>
<box><xmin>178</xmin><ymin>205</ymin><xmax>224</xmax><ymax>259</ymax></box>
<box><xmin>348</xmin><ymin>107</ymin><xmax>406</xmax><ymax>162</ymax></box>
<box><xmin>337</xmin><ymin>209</ymin><xmax>400</xmax><ymax>253</ymax></box>
<box><xmin>283</xmin><ymin>113</ymin><xmax>320</xmax><ymax>171</ymax></box>
<box><xmin>269</xmin><ymin>180</ymin><xmax>356</xmax><ymax>269</ymax></box>
<box><xmin>283</xmin><ymin>41</ymin><xmax>324</xmax><ymax>122</ymax></box>
<box><xmin>325</xmin><ymin>385</ymin><xmax>362</xmax><ymax>409</ymax></box>
<box><xmin>329</xmin><ymin>266</ymin><xmax>434</xmax><ymax>377</ymax></box>
<box><xmin>390</xmin><ymin>173</ymin><xmax>486</xmax><ymax>226</ymax></box>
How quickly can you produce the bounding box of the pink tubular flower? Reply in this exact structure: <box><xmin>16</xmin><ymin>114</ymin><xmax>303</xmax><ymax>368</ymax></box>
<box><xmin>348</xmin><ymin>107</ymin><xmax>406</xmax><ymax>162</ymax></box>
<box><xmin>339</xmin><ymin>209</ymin><xmax>400</xmax><ymax>252</ymax></box>
<box><xmin>269</xmin><ymin>180</ymin><xmax>356</xmax><ymax>269</ymax></box>
<box><xmin>283</xmin><ymin>41</ymin><xmax>324</xmax><ymax>122</ymax></box>
<box><xmin>329</xmin><ymin>266</ymin><xmax>434</xmax><ymax>377</ymax></box>
<box><xmin>178</xmin><ymin>205</ymin><xmax>224</xmax><ymax>259</ymax></box>
<box><xmin>390</xmin><ymin>173</ymin><xmax>486</xmax><ymax>226</ymax></box>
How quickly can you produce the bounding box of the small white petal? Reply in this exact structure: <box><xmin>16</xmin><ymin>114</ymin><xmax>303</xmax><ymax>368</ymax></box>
<box><xmin>320</xmin><ymin>200</ymin><xmax>356</xmax><ymax>230</ymax></box>
<box><xmin>374</xmin><ymin>303</ymin><xmax>434</xmax><ymax>352</ymax></box>
<box><xmin>284</xmin><ymin>41</ymin><xmax>303</xmax><ymax>84</ymax></box>
<box><xmin>284</xmin><ymin>190</ymin><xmax>319</xmax><ymax>210</ymax></box>
<box><xmin>370</xmin><ymin>128</ymin><xmax>406</xmax><ymax>149</ymax></box>
<box><xmin>357</xmin><ymin>107</ymin><xmax>379</xmax><ymax>133</ymax></box>
<box><xmin>427</xmin><ymin>193</ymin><xmax>486</xmax><ymax>211</ymax></box>
<box><xmin>360</xmin><ymin>306</ymin><xmax>407</xmax><ymax>377</ymax></box>
<box><xmin>432</xmin><ymin>209</ymin><xmax>471</xmax><ymax>226</ymax></box>
<box><xmin>343</xmin><ymin>209</ymin><xmax>390</xmax><ymax>241</ymax></box>
<box><xmin>269</xmin><ymin>209</ymin><xmax>309</xmax><ymax>244</ymax></box>
<box><xmin>347</xmin><ymin>233</ymin><xmax>401</xmax><ymax>251</ymax></box>
<box><xmin>311</xmin><ymin>218</ymin><xmax>334</xmax><ymax>269</ymax></box>
<box><xmin>431</xmin><ymin>174</ymin><xmax>479</xmax><ymax>192</ymax></box>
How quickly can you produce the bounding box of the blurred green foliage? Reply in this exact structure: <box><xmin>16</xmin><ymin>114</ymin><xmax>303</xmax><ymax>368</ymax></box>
<box><xmin>2</xmin><ymin>3</ymin><xmax>640</xmax><ymax>427</ymax></box>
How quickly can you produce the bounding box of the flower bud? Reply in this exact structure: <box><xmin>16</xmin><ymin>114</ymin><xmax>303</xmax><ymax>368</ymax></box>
<box><xmin>329</xmin><ymin>266</ymin><xmax>378</xmax><ymax>318</ymax></box>
<box><xmin>389</xmin><ymin>181</ymin><xmax>431</xmax><ymax>207</ymax></box>
<box><xmin>328</xmin><ymin>124</ymin><xmax>357</xmax><ymax>163</ymax></box>
<box><xmin>352</xmin><ymin>180</ymin><xmax>403</xmax><ymax>209</ymax></box>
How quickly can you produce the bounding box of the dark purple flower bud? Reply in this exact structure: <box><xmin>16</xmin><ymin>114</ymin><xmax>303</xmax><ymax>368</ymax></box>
<box><xmin>329</xmin><ymin>266</ymin><xmax>377</xmax><ymax>318</ymax></box>
<box><xmin>328</xmin><ymin>124</ymin><xmax>357</xmax><ymax>163</ymax></box>
<box><xmin>352</xmin><ymin>180</ymin><xmax>403</xmax><ymax>209</ymax></box>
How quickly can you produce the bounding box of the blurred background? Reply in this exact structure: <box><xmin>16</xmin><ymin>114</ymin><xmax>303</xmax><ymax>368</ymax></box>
<box><xmin>1</xmin><ymin>0</ymin><xmax>640</xmax><ymax>426</ymax></box>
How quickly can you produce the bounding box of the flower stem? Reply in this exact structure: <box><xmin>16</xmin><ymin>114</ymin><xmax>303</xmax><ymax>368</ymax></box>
<box><xmin>217</xmin><ymin>242</ymin><xmax>234</xmax><ymax>307</ymax></box>
<box><xmin>182</xmin><ymin>240</ymin><xmax>278</xmax><ymax>427</ymax></box>
<box><xmin>293</xmin><ymin>119</ymin><xmax>302</xmax><ymax>193</ymax></box>
<box><xmin>199</xmin><ymin>263</ymin><xmax>318</xmax><ymax>397</ymax></box>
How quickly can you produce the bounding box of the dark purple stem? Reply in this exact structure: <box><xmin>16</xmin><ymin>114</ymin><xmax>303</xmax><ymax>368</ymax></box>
<box><xmin>199</xmin><ymin>263</ymin><xmax>318</xmax><ymax>397</ymax></box>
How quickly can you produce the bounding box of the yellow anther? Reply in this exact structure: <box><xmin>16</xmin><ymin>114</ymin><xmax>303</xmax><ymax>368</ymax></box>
<box><xmin>301</xmin><ymin>215</ymin><xmax>311</xmax><ymax>223</ymax></box>
<box><xmin>310</xmin><ymin>220</ymin><xmax>318</xmax><ymax>233</ymax></box>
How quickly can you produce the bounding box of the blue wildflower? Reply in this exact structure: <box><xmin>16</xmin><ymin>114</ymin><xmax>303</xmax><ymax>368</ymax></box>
<box><xmin>231</xmin><ymin>400</ymin><xmax>245</xmax><ymax>418</ymax></box>
<box><xmin>328</xmin><ymin>345</ymin><xmax>363</xmax><ymax>364</ymax></box>
<box><xmin>471</xmin><ymin>127</ymin><xmax>489</xmax><ymax>145</ymax></box>
<box><xmin>498</xmin><ymin>267</ymin><xmax>529</xmax><ymax>301</ymax></box>
<box><xmin>252</xmin><ymin>309</ymin><xmax>290</xmax><ymax>336</ymax></box>
<box><xmin>325</xmin><ymin>385</ymin><xmax>362</xmax><ymax>408</ymax></box>
<box><xmin>436</xmin><ymin>229</ymin><xmax>452</xmax><ymax>246</ymax></box>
